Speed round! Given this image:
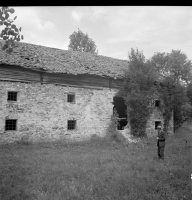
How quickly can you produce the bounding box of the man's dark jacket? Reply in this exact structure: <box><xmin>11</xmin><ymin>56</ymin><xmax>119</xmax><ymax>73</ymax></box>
<box><xmin>157</xmin><ymin>130</ymin><xmax>165</xmax><ymax>147</ymax></box>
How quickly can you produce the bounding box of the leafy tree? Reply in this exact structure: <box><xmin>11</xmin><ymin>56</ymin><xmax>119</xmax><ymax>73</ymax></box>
<box><xmin>150</xmin><ymin>50</ymin><xmax>192</xmax><ymax>131</ymax></box>
<box><xmin>121</xmin><ymin>48</ymin><xmax>192</xmax><ymax>136</ymax></box>
<box><xmin>0</xmin><ymin>6</ymin><xmax>23</xmax><ymax>54</ymax></box>
<box><xmin>186</xmin><ymin>82</ymin><xmax>192</xmax><ymax>119</ymax></box>
<box><xmin>156</xmin><ymin>76</ymin><xmax>190</xmax><ymax>131</ymax></box>
<box><xmin>120</xmin><ymin>48</ymin><xmax>157</xmax><ymax>136</ymax></box>
<box><xmin>68</xmin><ymin>29</ymin><xmax>98</xmax><ymax>54</ymax></box>
<box><xmin>187</xmin><ymin>82</ymin><xmax>192</xmax><ymax>105</ymax></box>
<box><xmin>151</xmin><ymin>50</ymin><xmax>192</xmax><ymax>85</ymax></box>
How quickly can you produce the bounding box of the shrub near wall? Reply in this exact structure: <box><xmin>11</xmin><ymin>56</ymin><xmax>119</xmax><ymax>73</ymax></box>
<box><xmin>120</xmin><ymin>48</ymin><xmax>157</xmax><ymax>137</ymax></box>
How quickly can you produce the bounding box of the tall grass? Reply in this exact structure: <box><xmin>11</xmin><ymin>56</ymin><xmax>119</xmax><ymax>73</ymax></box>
<box><xmin>0</xmin><ymin>124</ymin><xmax>191</xmax><ymax>200</ymax></box>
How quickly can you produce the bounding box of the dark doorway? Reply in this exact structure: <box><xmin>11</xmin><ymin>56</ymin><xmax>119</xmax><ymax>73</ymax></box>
<box><xmin>113</xmin><ymin>96</ymin><xmax>128</xmax><ymax>130</ymax></box>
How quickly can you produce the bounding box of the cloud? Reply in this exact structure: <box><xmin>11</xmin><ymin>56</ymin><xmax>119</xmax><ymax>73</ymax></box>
<box><xmin>71</xmin><ymin>7</ymin><xmax>106</xmax><ymax>23</ymax></box>
<box><xmin>71</xmin><ymin>10</ymin><xmax>83</xmax><ymax>23</ymax></box>
<box><xmin>12</xmin><ymin>7</ymin><xmax>54</xmax><ymax>30</ymax></box>
<box><xmin>110</xmin><ymin>51</ymin><xmax>128</xmax><ymax>60</ymax></box>
<box><xmin>106</xmin><ymin>7</ymin><xmax>192</xmax><ymax>45</ymax></box>
<box><xmin>8</xmin><ymin>7</ymin><xmax>60</xmax><ymax>48</ymax></box>
<box><xmin>107</xmin><ymin>37</ymin><xmax>142</xmax><ymax>44</ymax></box>
<box><xmin>1</xmin><ymin>6</ymin><xmax>192</xmax><ymax>61</ymax></box>
<box><xmin>94</xmin><ymin>6</ymin><xmax>192</xmax><ymax>60</ymax></box>
<box><xmin>89</xmin><ymin>7</ymin><xmax>106</xmax><ymax>21</ymax></box>
<box><xmin>37</xmin><ymin>20</ymin><xmax>55</xmax><ymax>31</ymax></box>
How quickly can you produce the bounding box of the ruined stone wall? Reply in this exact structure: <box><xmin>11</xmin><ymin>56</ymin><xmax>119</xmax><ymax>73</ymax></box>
<box><xmin>146</xmin><ymin>109</ymin><xmax>173</xmax><ymax>137</ymax></box>
<box><xmin>146</xmin><ymin>108</ymin><xmax>164</xmax><ymax>137</ymax></box>
<box><xmin>0</xmin><ymin>81</ymin><xmax>118</xmax><ymax>143</ymax></box>
<box><xmin>146</xmin><ymin>97</ymin><xmax>174</xmax><ymax>137</ymax></box>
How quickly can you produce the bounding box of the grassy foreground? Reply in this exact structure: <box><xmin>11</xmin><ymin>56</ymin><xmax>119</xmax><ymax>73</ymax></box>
<box><xmin>0</xmin><ymin>124</ymin><xmax>191</xmax><ymax>200</ymax></box>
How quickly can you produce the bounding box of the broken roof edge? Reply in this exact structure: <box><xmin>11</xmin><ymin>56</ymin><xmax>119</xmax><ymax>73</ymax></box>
<box><xmin>0</xmin><ymin>62</ymin><xmax>125</xmax><ymax>80</ymax></box>
<box><xmin>0</xmin><ymin>40</ymin><xmax>129</xmax><ymax>78</ymax></box>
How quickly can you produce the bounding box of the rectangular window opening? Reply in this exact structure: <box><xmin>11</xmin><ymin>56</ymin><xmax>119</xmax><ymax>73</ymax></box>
<box><xmin>67</xmin><ymin>94</ymin><xmax>75</xmax><ymax>103</ymax></box>
<box><xmin>155</xmin><ymin>121</ymin><xmax>161</xmax><ymax>130</ymax></box>
<box><xmin>155</xmin><ymin>100</ymin><xmax>160</xmax><ymax>107</ymax></box>
<box><xmin>7</xmin><ymin>91</ymin><xmax>17</xmax><ymax>101</ymax></box>
<box><xmin>5</xmin><ymin>119</ymin><xmax>17</xmax><ymax>131</ymax></box>
<box><xmin>113</xmin><ymin>96</ymin><xmax>127</xmax><ymax>130</ymax></box>
<box><xmin>67</xmin><ymin>120</ymin><xmax>76</xmax><ymax>130</ymax></box>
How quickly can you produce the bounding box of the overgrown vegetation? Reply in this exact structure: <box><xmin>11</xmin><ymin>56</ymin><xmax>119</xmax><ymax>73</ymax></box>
<box><xmin>120</xmin><ymin>48</ymin><xmax>192</xmax><ymax>136</ymax></box>
<box><xmin>151</xmin><ymin>50</ymin><xmax>192</xmax><ymax>132</ymax></box>
<box><xmin>120</xmin><ymin>48</ymin><xmax>157</xmax><ymax>136</ymax></box>
<box><xmin>0</xmin><ymin>123</ymin><xmax>191</xmax><ymax>200</ymax></box>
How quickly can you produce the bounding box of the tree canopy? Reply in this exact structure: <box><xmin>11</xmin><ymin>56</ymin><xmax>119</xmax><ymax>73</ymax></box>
<box><xmin>120</xmin><ymin>48</ymin><xmax>157</xmax><ymax>136</ymax></box>
<box><xmin>68</xmin><ymin>29</ymin><xmax>98</xmax><ymax>54</ymax></box>
<box><xmin>121</xmin><ymin>48</ymin><xmax>192</xmax><ymax>136</ymax></box>
<box><xmin>0</xmin><ymin>6</ymin><xmax>23</xmax><ymax>54</ymax></box>
<box><xmin>151</xmin><ymin>50</ymin><xmax>192</xmax><ymax>85</ymax></box>
<box><xmin>150</xmin><ymin>50</ymin><xmax>192</xmax><ymax>130</ymax></box>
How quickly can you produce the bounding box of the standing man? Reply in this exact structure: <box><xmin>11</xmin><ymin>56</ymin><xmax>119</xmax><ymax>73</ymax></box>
<box><xmin>157</xmin><ymin>125</ymin><xmax>165</xmax><ymax>159</ymax></box>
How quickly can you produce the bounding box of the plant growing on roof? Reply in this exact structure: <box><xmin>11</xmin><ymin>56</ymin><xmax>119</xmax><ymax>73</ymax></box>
<box><xmin>0</xmin><ymin>6</ymin><xmax>23</xmax><ymax>54</ymax></box>
<box><xmin>68</xmin><ymin>28</ymin><xmax>98</xmax><ymax>54</ymax></box>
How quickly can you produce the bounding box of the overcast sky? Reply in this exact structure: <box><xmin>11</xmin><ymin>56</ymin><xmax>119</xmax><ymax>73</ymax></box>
<box><xmin>5</xmin><ymin>6</ymin><xmax>192</xmax><ymax>60</ymax></box>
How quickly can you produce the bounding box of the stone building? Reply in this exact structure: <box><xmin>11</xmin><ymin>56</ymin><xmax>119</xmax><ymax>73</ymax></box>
<box><xmin>0</xmin><ymin>41</ymin><xmax>173</xmax><ymax>143</ymax></box>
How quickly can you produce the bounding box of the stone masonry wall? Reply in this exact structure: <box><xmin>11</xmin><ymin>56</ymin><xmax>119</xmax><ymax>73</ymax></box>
<box><xmin>0</xmin><ymin>81</ymin><xmax>118</xmax><ymax>143</ymax></box>
<box><xmin>146</xmin><ymin>105</ymin><xmax>174</xmax><ymax>137</ymax></box>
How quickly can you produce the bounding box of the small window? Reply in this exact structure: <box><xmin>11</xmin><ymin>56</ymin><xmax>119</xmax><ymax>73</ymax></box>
<box><xmin>67</xmin><ymin>94</ymin><xmax>75</xmax><ymax>103</ymax></box>
<box><xmin>155</xmin><ymin>100</ymin><xmax>160</xmax><ymax>107</ymax></box>
<box><xmin>5</xmin><ymin>119</ymin><xmax>17</xmax><ymax>131</ymax></box>
<box><xmin>7</xmin><ymin>91</ymin><xmax>17</xmax><ymax>101</ymax></box>
<box><xmin>67</xmin><ymin>120</ymin><xmax>76</xmax><ymax>130</ymax></box>
<box><xmin>155</xmin><ymin>121</ymin><xmax>161</xmax><ymax>130</ymax></box>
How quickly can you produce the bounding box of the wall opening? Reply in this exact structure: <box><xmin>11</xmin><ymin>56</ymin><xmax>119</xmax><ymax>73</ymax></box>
<box><xmin>5</xmin><ymin>119</ymin><xmax>17</xmax><ymax>131</ymax></box>
<box><xmin>67</xmin><ymin>94</ymin><xmax>75</xmax><ymax>103</ymax></box>
<box><xmin>155</xmin><ymin>100</ymin><xmax>160</xmax><ymax>107</ymax></box>
<box><xmin>7</xmin><ymin>91</ymin><xmax>18</xmax><ymax>101</ymax></box>
<box><xmin>67</xmin><ymin>120</ymin><xmax>76</xmax><ymax>130</ymax></box>
<box><xmin>155</xmin><ymin>121</ymin><xmax>161</xmax><ymax>129</ymax></box>
<box><xmin>113</xmin><ymin>96</ymin><xmax>127</xmax><ymax>130</ymax></box>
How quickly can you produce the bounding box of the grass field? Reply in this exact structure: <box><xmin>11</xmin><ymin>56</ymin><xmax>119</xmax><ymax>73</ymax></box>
<box><xmin>0</xmin><ymin>124</ymin><xmax>191</xmax><ymax>200</ymax></box>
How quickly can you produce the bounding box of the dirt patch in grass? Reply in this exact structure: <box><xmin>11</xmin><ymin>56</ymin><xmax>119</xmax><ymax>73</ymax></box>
<box><xmin>0</xmin><ymin>125</ymin><xmax>191</xmax><ymax>200</ymax></box>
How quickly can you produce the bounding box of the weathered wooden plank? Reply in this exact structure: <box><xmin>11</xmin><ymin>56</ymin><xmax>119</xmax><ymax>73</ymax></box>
<box><xmin>0</xmin><ymin>64</ymin><xmax>44</xmax><ymax>73</ymax></box>
<box><xmin>0</xmin><ymin>70</ymin><xmax>40</xmax><ymax>79</ymax></box>
<box><xmin>0</xmin><ymin>64</ymin><xmax>124</xmax><ymax>89</ymax></box>
<box><xmin>52</xmin><ymin>83</ymin><xmax>104</xmax><ymax>90</ymax></box>
<box><xmin>0</xmin><ymin>74</ymin><xmax>40</xmax><ymax>82</ymax></box>
<box><xmin>0</xmin><ymin>75</ymin><xmax>40</xmax><ymax>82</ymax></box>
<box><xmin>0</xmin><ymin>64</ymin><xmax>41</xmax><ymax>82</ymax></box>
<box><xmin>0</xmin><ymin>78</ymin><xmax>31</xmax><ymax>83</ymax></box>
<box><xmin>43</xmin><ymin>73</ymin><xmax>110</xmax><ymax>88</ymax></box>
<box><xmin>43</xmin><ymin>73</ymin><xmax>108</xmax><ymax>83</ymax></box>
<box><xmin>110</xmin><ymin>79</ymin><xmax>123</xmax><ymax>89</ymax></box>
